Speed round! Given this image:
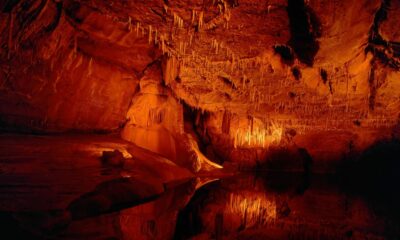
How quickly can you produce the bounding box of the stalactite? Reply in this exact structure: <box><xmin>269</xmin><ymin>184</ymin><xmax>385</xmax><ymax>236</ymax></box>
<box><xmin>136</xmin><ymin>22</ymin><xmax>140</xmax><ymax>36</ymax></box>
<box><xmin>88</xmin><ymin>57</ymin><xmax>93</xmax><ymax>76</ymax></box>
<box><xmin>191</xmin><ymin>10</ymin><xmax>196</xmax><ymax>24</ymax></box>
<box><xmin>198</xmin><ymin>11</ymin><xmax>204</xmax><ymax>29</ymax></box>
<box><xmin>73</xmin><ymin>35</ymin><xmax>78</xmax><ymax>57</ymax></box>
<box><xmin>173</xmin><ymin>13</ymin><xmax>184</xmax><ymax>29</ymax></box>
<box><xmin>146</xmin><ymin>110</ymin><xmax>150</xmax><ymax>127</ymax></box>
<box><xmin>148</xmin><ymin>25</ymin><xmax>152</xmax><ymax>44</ymax></box>
<box><xmin>218</xmin><ymin>4</ymin><xmax>223</xmax><ymax>14</ymax></box>
<box><xmin>7</xmin><ymin>9</ymin><xmax>14</xmax><ymax>59</ymax></box>
<box><xmin>161</xmin><ymin>36</ymin><xmax>166</xmax><ymax>54</ymax></box>
<box><xmin>189</xmin><ymin>33</ymin><xmax>193</xmax><ymax>45</ymax></box>
<box><xmin>136</xmin><ymin>22</ymin><xmax>140</xmax><ymax>35</ymax></box>
<box><xmin>127</xmin><ymin>16</ymin><xmax>132</xmax><ymax>32</ymax></box>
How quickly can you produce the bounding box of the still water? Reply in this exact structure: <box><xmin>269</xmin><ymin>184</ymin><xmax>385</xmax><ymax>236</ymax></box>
<box><xmin>1</xmin><ymin>173</ymin><xmax>399</xmax><ymax>240</ymax></box>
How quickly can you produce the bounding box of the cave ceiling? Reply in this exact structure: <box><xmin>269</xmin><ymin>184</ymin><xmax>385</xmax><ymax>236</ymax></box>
<box><xmin>0</xmin><ymin>0</ymin><xmax>399</xmax><ymax>132</ymax></box>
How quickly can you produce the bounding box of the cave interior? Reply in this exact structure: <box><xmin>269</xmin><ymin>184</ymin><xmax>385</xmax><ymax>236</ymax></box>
<box><xmin>0</xmin><ymin>0</ymin><xmax>400</xmax><ymax>239</ymax></box>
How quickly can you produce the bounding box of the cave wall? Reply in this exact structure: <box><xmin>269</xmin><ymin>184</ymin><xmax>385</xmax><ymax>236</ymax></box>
<box><xmin>0</xmin><ymin>0</ymin><xmax>159</xmax><ymax>132</ymax></box>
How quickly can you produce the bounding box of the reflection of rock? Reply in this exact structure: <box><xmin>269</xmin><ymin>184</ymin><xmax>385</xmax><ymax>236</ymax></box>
<box><xmin>0</xmin><ymin>134</ymin><xmax>196</xmax><ymax>239</ymax></box>
<box><xmin>51</xmin><ymin>179</ymin><xmax>199</xmax><ymax>240</ymax></box>
<box><xmin>100</xmin><ymin>149</ymin><xmax>126</xmax><ymax>167</ymax></box>
<box><xmin>175</xmin><ymin>175</ymin><xmax>395</xmax><ymax>239</ymax></box>
<box><xmin>119</xmin><ymin>179</ymin><xmax>198</xmax><ymax>240</ymax></box>
<box><xmin>67</xmin><ymin>177</ymin><xmax>164</xmax><ymax>220</ymax></box>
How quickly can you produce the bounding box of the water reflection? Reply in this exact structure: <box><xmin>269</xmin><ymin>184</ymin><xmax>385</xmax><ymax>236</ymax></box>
<box><xmin>174</xmin><ymin>174</ymin><xmax>400</xmax><ymax>240</ymax></box>
<box><xmin>60</xmin><ymin>178</ymin><xmax>201</xmax><ymax>240</ymax></box>
<box><xmin>1</xmin><ymin>174</ymin><xmax>399</xmax><ymax>239</ymax></box>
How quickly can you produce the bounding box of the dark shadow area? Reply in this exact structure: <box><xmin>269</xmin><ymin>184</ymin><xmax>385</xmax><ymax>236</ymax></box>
<box><xmin>182</xmin><ymin>101</ymin><xmax>223</xmax><ymax>165</ymax></box>
<box><xmin>173</xmin><ymin>172</ymin><xmax>399</xmax><ymax>239</ymax></box>
<box><xmin>0</xmin><ymin>212</ymin><xmax>42</xmax><ymax>240</ymax></box>
<box><xmin>173</xmin><ymin>180</ymin><xmax>219</xmax><ymax>240</ymax></box>
<box><xmin>366</xmin><ymin>0</ymin><xmax>400</xmax><ymax>70</ymax></box>
<box><xmin>287</xmin><ymin>0</ymin><xmax>321</xmax><ymax>66</ymax></box>
<box><xmin>320</xmin><ymin>68</ymin><xmax>328</xmax><ymax>84</ymax></box>
<box><xmin>338</xmin><ymin>139</ymin><xmax>400</xmax><ymax>230</ymax></box>
<box><xmin>291</xmin><ymin>66</ymin><xmax>302</xmax><ymax>80</ymax></box>
<box><xmin>256</xmin><ymin>147</ymin><xmax>311</xmax><ymax>173</ymax></box>
<box><xmin>273</xmin><ymin>44</ymin><xmax>295</xmax><ymax>66</ymax></box>
<box><xmin>0</xmin><ymin>178</ymin><xmax>198</xmax><ymax>240</ymax></box>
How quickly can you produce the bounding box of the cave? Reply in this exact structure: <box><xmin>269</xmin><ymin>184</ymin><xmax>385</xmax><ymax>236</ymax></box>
<box><xmin>0</xmin><ymin>0</ymin><xmax>400</xmax><ymax>239</ymax></box>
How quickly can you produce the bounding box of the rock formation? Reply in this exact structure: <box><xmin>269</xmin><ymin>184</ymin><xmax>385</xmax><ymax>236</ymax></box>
<box><xmin>1</xmin><ymin>0</ymin><xmax>399</xmax><ymax>172</ymax></box>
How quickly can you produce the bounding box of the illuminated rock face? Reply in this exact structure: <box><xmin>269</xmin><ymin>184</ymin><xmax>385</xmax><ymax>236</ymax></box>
<box><xmin>0</xmin><ymin>0</ymin><xmax>399</xmax><ymax>170</ymax></box>
<box><xmin>121</xmin><ymin>62</ymin><xmax>183</xmax><ymax>163</ymax></box>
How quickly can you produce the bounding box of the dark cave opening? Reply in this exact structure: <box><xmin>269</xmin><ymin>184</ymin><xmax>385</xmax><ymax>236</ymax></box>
<box><xmin>182</xmin><ymin>101</ymin><xmax>223</xmax><ymax>165</ymax></box>
<box><xmin>286</xmin><ymin>0</ymin><xmax>321</xmax><ymax>66</ymax></box>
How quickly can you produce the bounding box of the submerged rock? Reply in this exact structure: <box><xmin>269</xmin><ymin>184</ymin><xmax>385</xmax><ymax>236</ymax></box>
<box><xmin>100</xmin><ymin>150</ymin><xmax>126</xmax><ymax>167</ymax></box>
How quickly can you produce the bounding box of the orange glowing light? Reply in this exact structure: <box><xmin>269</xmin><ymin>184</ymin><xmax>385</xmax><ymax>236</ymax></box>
<box><xmin>228</xmin><ymin>193</ymin><xmax>277</xmax><ymax>227</ymax></box>
<box><xmin>232</xmin><ymin>124</ymin><xmax>283</xmax><ymax>148</ymax></box>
